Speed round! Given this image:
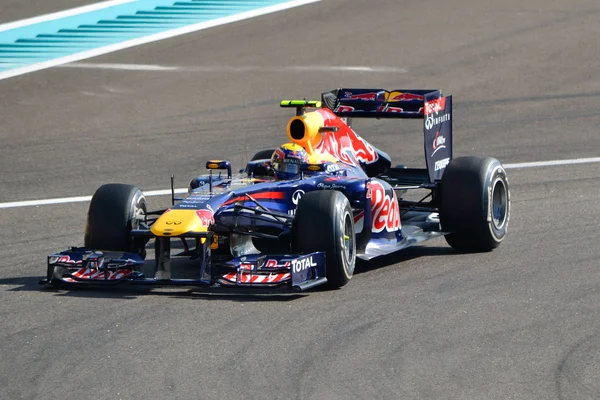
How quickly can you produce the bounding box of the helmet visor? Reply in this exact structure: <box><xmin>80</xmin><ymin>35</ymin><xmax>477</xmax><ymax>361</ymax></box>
<box><xmin>274</xmin><ymin>161</ymin><xmax>300</xmax><ymax>178</ymax></box>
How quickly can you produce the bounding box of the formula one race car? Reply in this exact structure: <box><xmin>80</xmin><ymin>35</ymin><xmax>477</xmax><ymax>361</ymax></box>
<box><xmin>44</xmin><ymin>88</ymin><xmax>510</xmax><ymax>292</ymax></box>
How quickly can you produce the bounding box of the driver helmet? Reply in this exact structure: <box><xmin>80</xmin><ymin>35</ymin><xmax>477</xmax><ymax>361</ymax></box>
<box><xmin>271</xmin><ymin>143</ymin><xmax>308</xmax><ymax>180</ymax></box>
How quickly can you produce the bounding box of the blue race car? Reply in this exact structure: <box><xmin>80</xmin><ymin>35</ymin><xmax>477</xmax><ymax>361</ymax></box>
<box><xmin>44</xmin><ymin>88</ymin><xmax>510</xmax><ymax>291</ymax></box>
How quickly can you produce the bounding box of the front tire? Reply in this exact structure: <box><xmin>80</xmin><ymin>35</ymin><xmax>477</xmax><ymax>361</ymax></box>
<box><xmin>292</xmin><ymin>191</ymin><xmax>356</xmax><ymax>288</ymax></box>
<box><xmin>439</xmin><ymin>156</ymin><xmax>510</xmax><ymax>252</ymax></box>
<box><xmin>84</xmin><ymin>183</ymin><xmax>147</xmax><ymax>253</ymax></box>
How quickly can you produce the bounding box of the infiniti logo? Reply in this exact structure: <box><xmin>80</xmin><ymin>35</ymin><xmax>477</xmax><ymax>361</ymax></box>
<box><xmin>292</xmin><ymin>190</ymin><xmax>305</xmax><ymax>205</ymax></box>
<box><xmin>425</xmin><ymin>115</ymin><xmax>434</xmax><ymax>130</ymax></box>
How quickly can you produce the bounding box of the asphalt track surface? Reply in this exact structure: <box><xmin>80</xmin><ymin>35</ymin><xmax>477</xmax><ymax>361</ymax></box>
<box><xmin>1</xmin><ymin>0</ymin><xmax>600</xmax><ymax>399</ymax></box>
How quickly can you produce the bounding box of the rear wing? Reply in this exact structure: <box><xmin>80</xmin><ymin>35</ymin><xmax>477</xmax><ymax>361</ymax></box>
<box><xmin>321</xmin><ymin>88</ymin><xmax>453</xmax><ymax>182</ymax></box>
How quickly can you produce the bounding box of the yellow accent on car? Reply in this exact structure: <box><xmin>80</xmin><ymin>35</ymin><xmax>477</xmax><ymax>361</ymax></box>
<box><xmin>280</xmin><ymin>100</ymin><xmax>322</xmax><ymax>108</ymax></box>
<box><xmin>151</xmin><ymin>209</ymin><xmax>208</xmax><ymax>237</ymax></box>
<box><xmin>207</xmin><ymin>163</ymin><xmax>219</xmax><ymax>169</ymax></box>
<box><xmin>286</xmin><ymin>110</ymin><xmax>325</xmax><ymax>155</ymax></box>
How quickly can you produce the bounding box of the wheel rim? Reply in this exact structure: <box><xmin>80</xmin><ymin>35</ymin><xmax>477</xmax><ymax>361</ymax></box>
<box><xmin>341</xmin><ymin>212</ymin><xmax>355</xmax><ymax>276</ymax></box>
<box><xmin>491</xmin><ymin>178</ymin><xmax>508</xmax><ymax>230</ymax></box>
<box><xmin>129</xmin><ymin>194</ymin><xmax>147</xmax><ymax>230</ymax></box>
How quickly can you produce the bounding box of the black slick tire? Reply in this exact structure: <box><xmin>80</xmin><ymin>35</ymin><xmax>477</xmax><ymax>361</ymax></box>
<box><xmin>292</xmin><ymin>190</ymin><xmax>356</xmax><ymax>288</ymax></box>
<box><xmin>251</xmin><ymin>149</ymin><xmax>276</xmax><ymax>161</ymax></box>
<box><xmin>439</xmin><ymin>156</ymin><xmax>510</xmax><ymax>252</ymax></box>
<box><xmin>84</xmin><ymin>183</ymin><xmax>147</xmax><ymax>253</ymax></box>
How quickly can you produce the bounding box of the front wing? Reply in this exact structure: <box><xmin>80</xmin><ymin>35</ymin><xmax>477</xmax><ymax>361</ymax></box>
<box><xmin>43</xmin><ymin>247</ymin><xmax>327</xmax><ymax>292</ymax></box>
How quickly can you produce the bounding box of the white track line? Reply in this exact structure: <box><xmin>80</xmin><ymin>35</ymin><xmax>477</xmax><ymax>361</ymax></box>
<box><xmin>0</xmin><ymin>189</ymin><xmax>188</xmax><ymax>209</ymax></box>
<box><xmin>503</xmin><ymin>157</ymin><xmax>600</xmax><ymax>169</ymax></box>
<box><xmin>61</xmin><ymin>63</ymin><xmax>407</xmax><ymax>73</ymax></box>
<box><xmin>0</xmin><ymin>0</ymin><xmax>322</xmax><ymax>81</ymax></box>
<box><xmin>0</xmin><ymin>157</ymin><xmax>599</xmax><ymax>209</ymax></box>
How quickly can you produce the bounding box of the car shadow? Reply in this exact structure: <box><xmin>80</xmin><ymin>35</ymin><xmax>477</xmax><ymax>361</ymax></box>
<box><xmin>354</xmin><ymin>245</ymin><xmax>457</xmax><ymax>275</ymax></box>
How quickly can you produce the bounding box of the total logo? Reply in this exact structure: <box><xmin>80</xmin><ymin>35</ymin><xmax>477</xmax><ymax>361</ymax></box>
<box><xmin>431</xmin><ymin>131</ymin><xmax>447</xmax><ymax>156</ymax></box>
<box><xmin>291</xmin><ymin>256</ymin><xmax>317</xmax><ymax>274</ymax></box>
<box><xmin>370</xmin><ymin>181</ymin><xmax>401</xmax><ymax>233</ymax></box>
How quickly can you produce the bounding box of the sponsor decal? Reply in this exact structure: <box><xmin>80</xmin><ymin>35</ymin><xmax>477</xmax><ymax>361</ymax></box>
<box><xmin>181</xmin><ymin>195</ymin><xmax>211</xmax><ymax>204</ymax></box>
<box><xmin>221</xmin><ymin>272</ymin><xmax>290</xmax><ymax>284</ymax></box>
<box><xmin>265</xmin><ymin>260</ymin><xmax>291</xmax><ymax>269</ymax></box>
<box><xmin>291</xmin><ymin>190</ymin><xmax>305</xmax><ymax>205</ymax></box>
<box><xmin>425</xmin><ymin>113</ymin><xmax>451</xmax><ymax>130</ymax></box>
<box><xmin>326</xmin><ymin>163</ymin><xmax>340</xmax><ymax>173</ymax></box>
<box><xmin>424</xmin><ymin>97</ymin><xmax>447</xmax><ymax>115</ymax></box>
<box><xmin>342</xmin><ymin>92</ymin><xmax>378</xmax><ymax>101</ymax></box>
<box><xmin>196</xmin><ymin>209</ymin><xmax>215</xmax><ymax>226</ymax></box>
<box><xmin>431</xmin><ymin>131</ymin><xmax>447</xmax><ymax>156</ymax></box>
<box><xmin>291</xmin><ymin>255</ymin><xmax>317</xmax><ymax>274</ymax></box>
<box><xmin>334</xmin><ymin>105</ymin><xmax>356</xmax><ymax>113</ymax></box>
<box><xmin>370</xmin><ymin>181</ymin><xmax>401</xmax><ymax>233</ymax></box>
<box><xmin>434</xmin><ymin>158</ymin><xmax>450</xmax><ymax>172</ymax></box>
<box><xmin>377</xmin><ymin>106</ymin><xmax>404</xmax><ymax>113</ymax></box>
<box><xmin>389</xmin><ymin>92</ymin><xmax>424</xmax><ymax>102</ymax></box>
<box><xmin>53</xmin><ymin>255</ymin><xmax>82</xmax><ymax>265</ymax></box>
<box><xmin>317</xmin><ymin>182</ymin><xmax>345</xmax><ymax>190</ymax></box>
<box><xmin>71</xmin><ymin>268</ymin><xmax>132</xmax><ymax>281</ymax></box>
<box><xmin>289</xmin><ymin>190</ymin><xmax>305</xmax><ymax>215</ymax></box>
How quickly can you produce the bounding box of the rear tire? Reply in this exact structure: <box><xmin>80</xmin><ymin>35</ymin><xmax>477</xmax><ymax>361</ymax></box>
<box><xmin>84</xmin><ymin>184</ymin><xmax>147</xmax><ymax>253</ymax></box>
<box><xmin>292</xmin><ymin>191</ymin><xmax>356</xmax><ymax>288</ymax></box>
<box><xmin>251</xmin><ymin>149</ymin><xmax>276</xmax><ymax>161</ymax></box>
<box><xmin>439</xmin><ymin>156</ymin><xmax>510</xmax><ymax>252</ymax></box>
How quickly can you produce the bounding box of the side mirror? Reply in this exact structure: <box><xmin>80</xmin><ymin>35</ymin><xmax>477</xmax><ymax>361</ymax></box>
<box><xmin>206</xmin><ymin>160</ymin><xmax>232</xmax><ymax>179</ymax></box>
<box><xmin>300</xmin><ymin>162</ymin><xmax>327</xmax><ymax>172</ymax></box>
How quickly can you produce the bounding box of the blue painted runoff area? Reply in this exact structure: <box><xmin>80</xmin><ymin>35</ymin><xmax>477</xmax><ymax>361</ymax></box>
<box><xmin>0</xmin><ymin>0</ymin><xmax>302</xmax><ymax>73</ymax></box>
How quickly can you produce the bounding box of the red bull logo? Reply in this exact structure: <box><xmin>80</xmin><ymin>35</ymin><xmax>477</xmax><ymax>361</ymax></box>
<box><xmin>389</xmin><ymin>92</ymin><xmax>424</xmax><ymax>102</ymax></box>
<box><xmin>317</xmin><ymin>125</ymin><xmax>379</xmax><ymax>165</ymax></box>
<box><xmin>196</xmin><ymin>209</ymin><xmax>214</xmax><ymax>226</ymax></box>
<box><xmin>287</xmin><ymin>149</ymin><xmax>304</xmax><ymax>160</ymax></box>
<box><xmin>370</xmin><ymin>181</ymin><xmax>401</xmax><ymax>233</ymax></box>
